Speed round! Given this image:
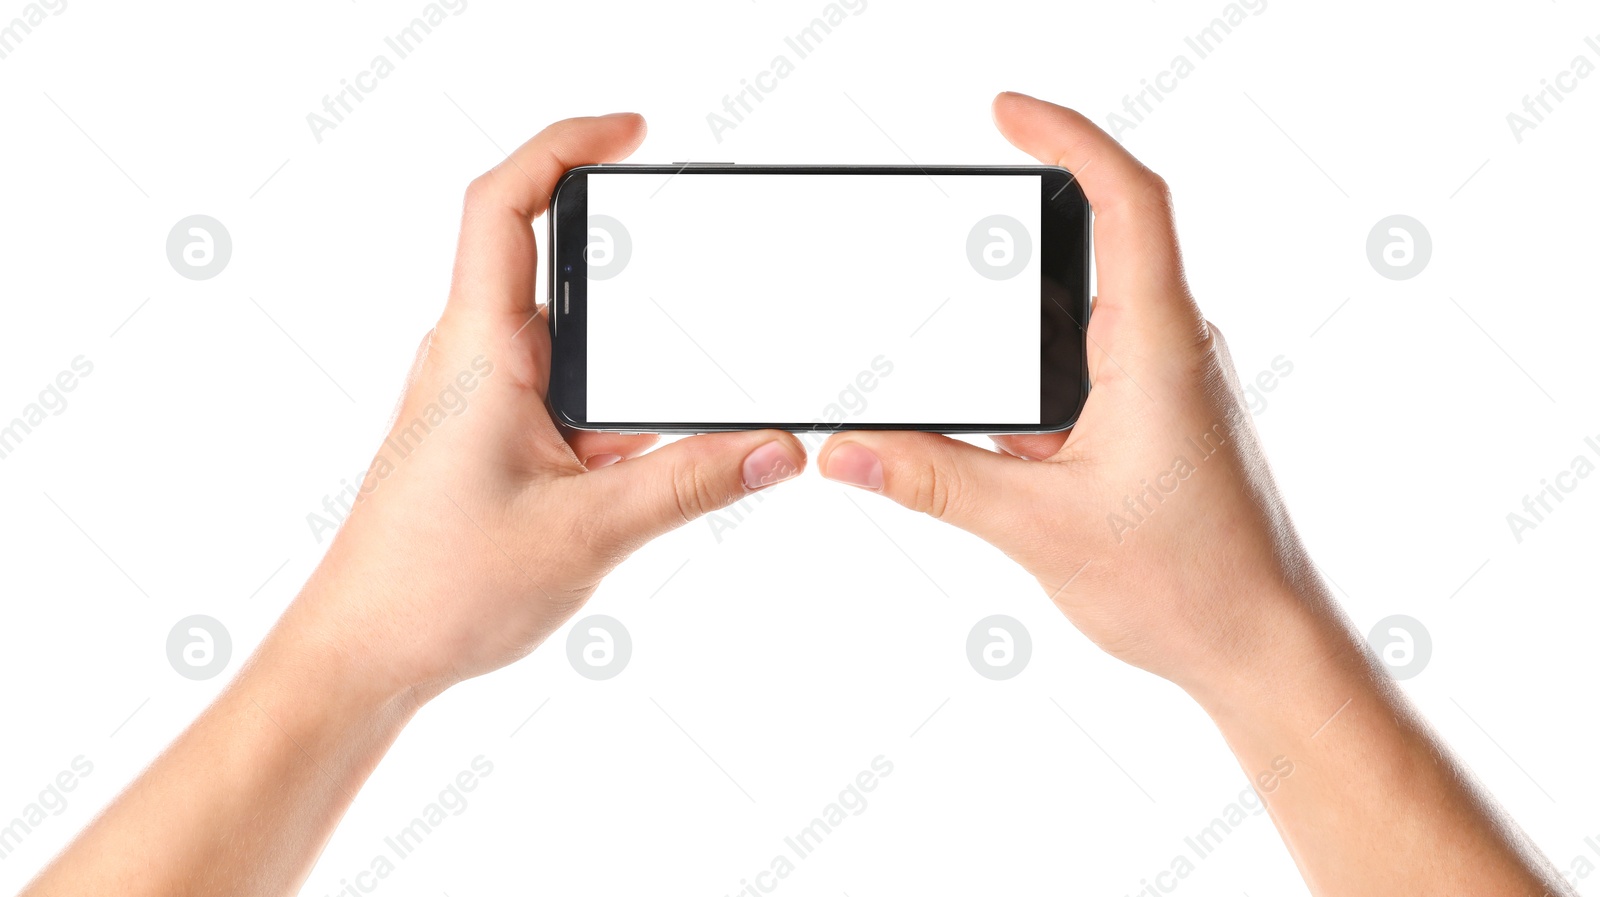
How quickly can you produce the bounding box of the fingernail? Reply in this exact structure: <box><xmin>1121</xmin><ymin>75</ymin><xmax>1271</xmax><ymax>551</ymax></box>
<box><xmin>823</xmin><ymin>442</ymin><xmax>883</xmax><ymax>491</ymax></box>
<box><xmin>742</xmin><ymin>441</ymin><xmax>800</xmax><ymax>491</ymax></box>
<box><xmin>586</xmin><ymin>453</ymin><xmax>622</xmax><ymax>470</ymax></box>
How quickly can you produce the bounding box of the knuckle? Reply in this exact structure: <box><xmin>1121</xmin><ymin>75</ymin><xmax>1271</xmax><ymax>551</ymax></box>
<box><xmin>1139</xmin><ymin>170</ymin><xmax>1175</xmax><ymax>213</ymax></box>
<box><xmin>1205</xmin><ymin>319</ymin><xmax>1226</xmax><ymax>347</ymax></box>
<box><xmin>670</xmin><ymin>458</ymin><xmax>723</xmax><ymax>523</ymax></box>
<box><xmin>1204</xmin><ymin>319</ymin><xmax>1236</xmax><ymax>364</ymax></box>
<box><xmin>462</xmin><ymin>172</ymin><xmax>499</xmax><ymax>212</ymax></box>
<box><xmin>909</xmin><ymin>462</ymin><xmax>961</xmax><ymax>521</ymax></box>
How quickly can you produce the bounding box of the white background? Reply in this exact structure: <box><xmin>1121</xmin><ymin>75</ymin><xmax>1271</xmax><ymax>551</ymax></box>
<box><xmin>585</xmin><ymin>172</ymin><xmax>1041</xmax><ymax>425</ymax></box>
<box><xmin>2</xmin><ymin>1</ymin><xmax>1599</xmax><ymax>895</ymax></box>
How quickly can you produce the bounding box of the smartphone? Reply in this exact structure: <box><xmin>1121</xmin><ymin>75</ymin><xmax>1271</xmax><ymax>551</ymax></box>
<box><xmin>548</xmin><ymin>164</ymin><xmax>1090</xmax><ymax>434</ymax></box>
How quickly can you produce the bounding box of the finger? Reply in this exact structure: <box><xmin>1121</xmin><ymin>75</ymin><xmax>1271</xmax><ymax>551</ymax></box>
<box><xmin>991</xmin><ymin>92</ymin><xmax>1201</xmax><ymax>335</ymax></box>
<box><xmin>589</xmin><ymin>431</ymin><xmax>807</xmax><ymax>546</ymax></box>
<box><xmin>564</xmin><ymin>430</ymin><xmax>660</xmax><ymax>469</ymax></box>
<box><xmin>991</xmin><ymin>432</ymin><xmax>1070</xmax><ymax>462</ymax></box>
<box><xmin>449</xmin><ymin>113</ymin><xmax>648</xmax><ymax>323</ymax></box>
<box><xmin>819</xmin><ymin>432</ymin><xmax>1030</xmax><ymax>543</ymax></box>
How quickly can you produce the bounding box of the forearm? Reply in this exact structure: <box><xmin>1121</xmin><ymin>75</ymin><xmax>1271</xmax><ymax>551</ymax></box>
<box><xmin>22</xmin><ymin>593</ymin><xmax>419</xmax><ymax>897</ymax></box>
<box><xmin>1192</xmin><ymin>586</ymin><xmax>1570</xmax><ymax>897</ymax></box>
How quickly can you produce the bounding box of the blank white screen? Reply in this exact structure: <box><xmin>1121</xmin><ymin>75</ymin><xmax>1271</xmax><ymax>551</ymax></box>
<box><xmin>585</xmin><ymin>172</ymin><xmax>1040</xmax><ymax>426</ymax></box>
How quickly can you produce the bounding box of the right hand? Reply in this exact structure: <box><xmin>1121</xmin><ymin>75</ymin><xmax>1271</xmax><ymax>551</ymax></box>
<box><xmin>820</xmin><ymin>92</ymin><xmax>1340</xmax><ymax>699</ymax></box>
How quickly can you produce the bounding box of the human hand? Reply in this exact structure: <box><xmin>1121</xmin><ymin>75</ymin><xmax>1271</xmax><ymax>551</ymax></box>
<box><xmin>283</xmin><ymin>113</ymin><xmax>806</xmax><ymax>703</ymax></box>
<box><xmin>818</xmin><ymin>92</ymin><xmax>1332</xmax><ymax>701</ymax></box>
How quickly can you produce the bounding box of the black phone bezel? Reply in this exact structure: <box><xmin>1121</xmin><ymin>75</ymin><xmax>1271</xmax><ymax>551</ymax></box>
<box><xmin>548</xmin><ymin>164</ymin><xmax>1090</xmax><ymax>435</ymax></box>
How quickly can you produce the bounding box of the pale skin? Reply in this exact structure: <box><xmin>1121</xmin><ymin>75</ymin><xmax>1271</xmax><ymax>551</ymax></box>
<box><xmin>20</xmin><ymin>93</ymin><xmax>1573</xmax><ymax>897</ymax></box>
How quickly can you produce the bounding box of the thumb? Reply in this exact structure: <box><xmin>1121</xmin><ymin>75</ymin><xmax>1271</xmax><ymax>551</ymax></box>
<box><xmin>589</xmin><ymin>430</ymin><xmax>807</xmax><ymax>546</ymax></box>
<box><xmin>818</xmin><ymin>432</ymin><xmax>1029</xmax><ymax>542</ymax></box>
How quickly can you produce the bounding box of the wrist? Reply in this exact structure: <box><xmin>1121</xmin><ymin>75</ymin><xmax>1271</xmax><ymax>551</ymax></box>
<box><xmin>254</xmin><ymin>581</ymin><xmax>436</xmax><ymax>730</ymax></box>
<box><xmin>1177</xmin><ymin>578</ymin><xmax>1379</xmax><ymax>727</ymax></box>
<box><xmin>179</xmin><ymin>609</ymin><xmax>427</xmax><ymax>823</ymax></box>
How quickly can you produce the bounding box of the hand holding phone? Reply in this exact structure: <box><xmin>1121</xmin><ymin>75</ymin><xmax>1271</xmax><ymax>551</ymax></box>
<box><xmin>284</xmin><ymin>113</ymin><xmax>809</xmax><ymax>699</ymax></box>
<box><xmin>823</xmin><ymin>93</ymin><xmax>1316</xmax><ymax>698</ymax></box>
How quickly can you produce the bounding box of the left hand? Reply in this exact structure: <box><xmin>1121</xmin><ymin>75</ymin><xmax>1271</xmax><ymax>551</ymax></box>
<box><xmin>282</xmin><ymin>113</ymin><xmax>806</xmax><ymax>703</ymax></box>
